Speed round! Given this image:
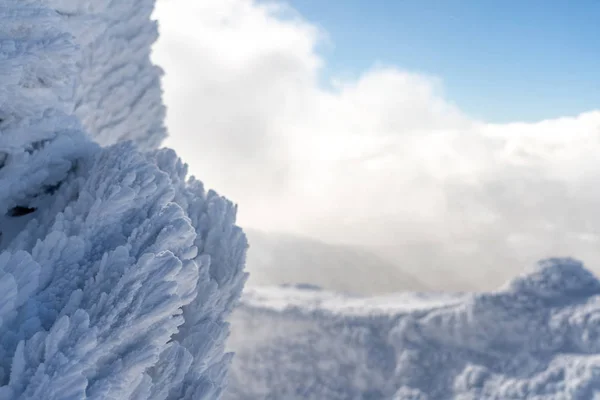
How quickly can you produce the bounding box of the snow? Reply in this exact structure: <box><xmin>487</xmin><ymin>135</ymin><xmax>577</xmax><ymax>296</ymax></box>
<box><xmin>226</xmin><ymin>258</ymin><xmax>600</xmax><ymax>399</ymax></box>
<box><xmin>0</xmin><ymin>1</ymin><xmax>247</xmax><ymax>398</ymax></box>
<box><xmin>240</xmin><ymin>284</ymin><xmax>465</xmax><ymax>315</ymax></box>
<box><xmin>48</xmin><ymin>0</ymin><xmax>167</xmax><ymax>150</ymax></box>
<box><xmin>4</xmin><ymin>1</ymin><xmax>600</xmax><ymax>399</ymax></box>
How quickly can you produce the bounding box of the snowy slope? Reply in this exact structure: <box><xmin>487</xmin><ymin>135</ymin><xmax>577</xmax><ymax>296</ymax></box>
<box><xmin>246</xmin><ymin>230</ymin><xmax>432</xmax><ymax>295</ymax></box>
<box><xmin>226</xmin><ymin>258</ymin><xmax>600</xmax><ymax>399</ymax></box>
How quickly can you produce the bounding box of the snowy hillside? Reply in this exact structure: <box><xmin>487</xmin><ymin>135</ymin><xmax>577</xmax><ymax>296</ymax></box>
<box><xmin>226</xmin><ymin>258</ymin><xmax>600</xmax><ymax>399</ymax></box>
<box><xmin>245</xmin><ymin>230</ymin><xmax>431</xmax><ymax>294</ymax></box>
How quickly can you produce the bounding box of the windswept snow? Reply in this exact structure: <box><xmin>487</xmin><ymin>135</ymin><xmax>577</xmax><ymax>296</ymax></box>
<box><xmin>0</xmin><ymin>1</ymin><xmax>247</xmax><ymax>398</ymax></box>
<box><xmin>227</xmin><ymin>258</ymin><xmax>600</xmax><ymax>399</ymax></box>
<box><xmin>48</xmin><ymin>0</ymin><xmax>167</xmax><ymax>149</ymax></box>
<box><xmin>4</xmin><ymin>1</ymin><xmax>600</xmax><ymax>400</ymax></box>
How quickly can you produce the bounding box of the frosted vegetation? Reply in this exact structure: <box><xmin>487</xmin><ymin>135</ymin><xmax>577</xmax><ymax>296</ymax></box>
<box><xmin>227</xmin><ymin>259</ymin><xmax>600</xmax><ymax>399</ymax></box>
<box><xmin>3</xmin><ymin>1</ymin><xmax>600</xmax><ymax>400</ymax></box>
<box><xmin>0</xmin><ymin>1</ymin><xmax>247</xmax><ymax>399</ymax></box>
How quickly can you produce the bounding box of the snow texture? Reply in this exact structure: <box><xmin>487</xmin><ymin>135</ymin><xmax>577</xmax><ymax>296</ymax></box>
<box><xmin>226</xmin><ymin>258</ymin><xmax>600</xmax><ymax>400</ymax></box>
<box><xmin>0</xmin><ymin>1</ymin><xmax>247</xmax><ymax>399</ymax></box>
<box><xmin>46</xmin><ymin>0</ymin><xmax>167</xmax><ymax>149</ymax></box>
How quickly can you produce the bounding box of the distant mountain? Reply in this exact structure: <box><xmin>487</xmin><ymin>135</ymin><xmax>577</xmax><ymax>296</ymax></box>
<box><xmin>372</xmin><ymin>242</ymin><xmax>491</xmax><ymax>292</ymax></box>
<box><xmin>245</xmin><ymin>229</ymin><xmax>430</xmax><ymax>295</ymax></box>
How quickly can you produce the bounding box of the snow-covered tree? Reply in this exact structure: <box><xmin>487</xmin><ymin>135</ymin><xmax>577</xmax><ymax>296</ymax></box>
<box><xmin>0</xmin><ymin>1</ymin><xmax>247</xmax><ymax>399</ymax></box>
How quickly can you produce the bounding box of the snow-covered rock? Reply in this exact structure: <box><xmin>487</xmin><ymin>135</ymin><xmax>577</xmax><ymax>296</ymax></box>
<box><xmin>226</xmin><ymin>258</ymin><xmax>600</xmax><ymax>399</ymax></box>
<box><xmin>46</xmin><ymin>0</ymin><xmax>167</xmax><ymax>149</ymax></box>
<box><xmin>0</xmin><ymin>1</ymin><xmax>247</xmax><ymax>398</ymax></box>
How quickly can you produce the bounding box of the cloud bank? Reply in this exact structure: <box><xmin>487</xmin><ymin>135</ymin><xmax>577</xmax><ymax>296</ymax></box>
<box><xmin>152</xmin><ymin>0</ymin><xmax>600</xmax><ymax>290</ymax></box>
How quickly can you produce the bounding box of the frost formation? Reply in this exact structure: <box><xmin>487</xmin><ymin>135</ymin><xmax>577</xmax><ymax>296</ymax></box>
<box><xmin>227</xmin><ymin>258</ymin><xmax>600</xmax><ymax>400</ymax></box>
<box><xmin>47</xmin><ymin>0</ymin><xmax>167</xmax><ymax>149</ymax></box>
<box><xmin>0</xmin><ymin>1</ymin><xmax>247</xmax><ymax>399</ymax></box>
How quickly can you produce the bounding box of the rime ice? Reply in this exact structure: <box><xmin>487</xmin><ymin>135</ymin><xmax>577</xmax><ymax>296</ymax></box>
<box><xmin>0</xmin><ymin>1</ymin><xmax>247</xmax><ymax>399</ymax></box>
<box><xmin>227</xmin><ymin>258</ymin><xmax>600</xmax><ymax>399</ymax></box>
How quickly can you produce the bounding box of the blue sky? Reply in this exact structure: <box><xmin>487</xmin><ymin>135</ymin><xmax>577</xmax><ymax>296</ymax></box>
<box><xmin>283</xmin><ymin>0</ymin><xmax>600</xmax><ymax>123</ymax></box>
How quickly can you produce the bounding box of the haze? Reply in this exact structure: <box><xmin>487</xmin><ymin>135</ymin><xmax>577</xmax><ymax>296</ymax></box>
<box><xmin>152</xmin><ymin>0</ymin><xmax>600</xmax><ymax>292</ymax></box>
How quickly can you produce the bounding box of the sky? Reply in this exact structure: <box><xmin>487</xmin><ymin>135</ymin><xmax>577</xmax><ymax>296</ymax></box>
<box><xmin>280</xmin><ymin>0</ymin><xmax>600</xmax><ymax>123</ymax></box>
<box><xmin>152</xmin><ymin>0</ymin><xmax>600</xmax><ymax>289</ymax></box>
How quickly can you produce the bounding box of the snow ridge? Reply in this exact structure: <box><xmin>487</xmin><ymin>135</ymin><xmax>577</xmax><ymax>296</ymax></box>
<box><xmin>227</xmin><ymin>258</ymin><xmax>600</xmax><ymax>400</ymax></box>
<box><xmin>0</xmin><ymin>1</ymin><xmax>247</xmax><ymax>399</ymax></box>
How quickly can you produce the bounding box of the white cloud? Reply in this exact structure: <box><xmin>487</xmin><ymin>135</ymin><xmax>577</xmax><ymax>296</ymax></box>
<box><xmin>152</xmin><ymin>0</ymin><xmax>600</xmax><ymax>290</ymax></box>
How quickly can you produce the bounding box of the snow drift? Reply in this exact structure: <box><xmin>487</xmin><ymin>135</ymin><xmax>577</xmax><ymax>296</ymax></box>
<box><xmin>226</xmin><ymin>258</ymin><xmax>600</xmax><ymax>399</ymax></box>
<box><xmin>0</xmin><ymin>1</ymin><xmax>246</xmax><ymax>398</ymax></box>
